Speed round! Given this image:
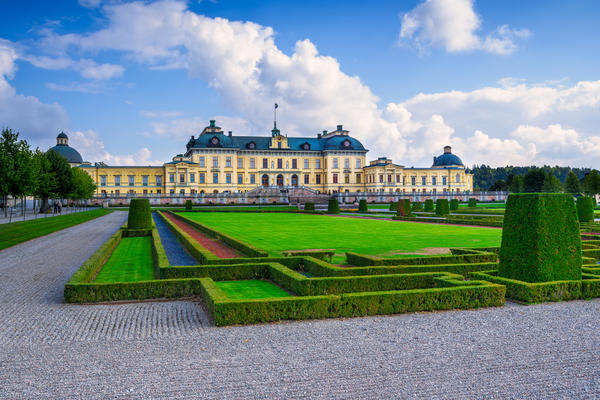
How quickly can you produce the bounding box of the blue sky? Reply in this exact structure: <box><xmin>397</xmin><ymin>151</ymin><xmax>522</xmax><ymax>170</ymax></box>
<box><xmin>1</xmin><ymin>0</ymin><xmax>600</xmax><ymax>167</ymax></box>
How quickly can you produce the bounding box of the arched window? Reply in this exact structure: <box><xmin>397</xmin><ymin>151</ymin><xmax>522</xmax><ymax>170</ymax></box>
<box><xmin>262</xmin><ymin>174</ymin><xmax>269</xmax><ymax>187</ymax></box>
<box><xmin>455</xmin><ymin>173</ymin><xmax>460</xmax><ymax>183</ymax></box>
<box><xmin>276</xmin><ymin>174</ymin><xmax>284</xmax><ymax>187</ymax></box>
<box><xmin>291</xmin><ymin>174</ymin><xmax>298</xmax><ymax>187</ymax></box>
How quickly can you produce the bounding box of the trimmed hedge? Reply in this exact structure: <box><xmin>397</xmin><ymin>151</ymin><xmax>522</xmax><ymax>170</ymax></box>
<box><xmin>450</xmin><ymin>199</ymin><xmax>459</xmax><ymax>211</ymax></box>
<box><xmin>577</xmin><ymin>196</ymin><xmax>594</xmax><ymax>223</ymax></box>
<box><xmin>346</xmin><ymin>250</ymin><xmax>496</xmax><ymax>267</ymax></box>
<box><xmin>128</xmin><ymin>199</ymin><xmax>152</xmax><ymax>229</ymax></box>
<box><xmin>358</xmin><ymin>199</ymin><xmax>368</xmax><ymax>213</ymax></box>
<box><xmin>424</xmin><ymin>199</ymin><xmax>434</xmax><ymax>212</ymax></box>
<box><xmin>327</xmin><ymin>198</ymin><xmax>340</xmax><ymax>214</ymax></box>
<box><xmin>185</xmin><ymin>200</ymin><xmax>193</xmax><ymax>211</ymax></box>
<box><xmin>170</xmin><ymin>212</ymin><xmax>268</xmax><ymax>257</ymax></box>
<box><xmin>389</xmin><ymin>201</ymin><xmax>398</xmax><ymax>211</ymax></box>
<box><xmin>470</xmin><ymin>270</ymin><xmax>600</xmax><ymax>304</ymax></box>
<box><xmin>411</xmin><ymin>202</ymin><xmax>423</xmax><ymax>212</ymax></box>
<box><xmin>435</xmin><ymin>199</ymin><xmax>450</xmax><ymax>216</ymax></box>
<box><xmin>498</xmin><ymin>193</ymin><xmax>582</xmax><ymax>283</ymax></box>
<box><xmin>396</xmin><ymin>199</ymin><xmax>412</xmax><ymax>217</ymax></box>
<box><xmin>66</xmin><ymin>229</ymin><xmax>123</xmax><ymax>284</ymax></box>
<box><xmin>157</xmin><ymin>211</ymin><xmax>217</xmax><ymax>263</ymax></box>
<box><xmin>304</xmin><ymin>202</ymin><xmax>315</xmax><ymax>211</ymax></box>
<box><xmin>468</xmin><ymin>198</ymin><xmax>477</xmax><ymax>208</ymax></box>
<box><xmin>282</xmin><ymin>249</ymin><xmax>334</xmax><ymax>262</ymax></box>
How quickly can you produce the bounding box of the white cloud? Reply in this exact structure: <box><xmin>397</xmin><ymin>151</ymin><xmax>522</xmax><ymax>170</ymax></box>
<box><xmin>45</xmin><ymin>81</ymin><xmax>104</xmax><ymax>94</ymax></box>
<box><xmin>25</xmin><ymin>55</ymin><xmax>124</xmax><ymax>80</ymax></box>
<box><xmin>150</xmin><ymin>115</ymin><xmax>253</xmax><ymax>141</ymax></box>
<box><xmin>140</xmin><ymin>110</ymin><xmax>185</xmax><ymax>119</ymax></box>
<box><xmin>0</xmin><ymin>39</ymin><xmax>69</xmax><ymax>142</ymax></box>
<box><xmin>399</xmin><ymin>0</ymin><xmax>530</xmax><ymax>55</ymax></box>
<box><xmin>70</xmin><ymin>130</ymin><xmax>163</xmax><ymax>165</ymax></box>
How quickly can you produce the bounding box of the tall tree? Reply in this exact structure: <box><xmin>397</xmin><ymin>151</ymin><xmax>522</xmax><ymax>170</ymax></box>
<box><xmin>523</xmin><ymin>168</ymin><xmax>546</xmax><ymax>192</ymax></box>
<box><xmin>564</xmin><ymin>170</ymin><xmax>582</xmax><ymax>194</ymax></box>
<box><xmin>46</xmin><ymin>150</ymin><xmax>74</xmax><ymax>199</ymax></box>
<box><xmin>32</xmin><ymin>150</ymin><xmax>57</xmax><ymax>213</ymax></box>
<box><xmin>507</xmin><ymin>174</ymin><xmax>524</xmax><ymax>193</ymax></box>
<box><xmin>582</xmin><ymin>170</ymin><xmax>600</xmax><ymax>196</ymax></box>
<box><xmin>0</xmin><ymin>128</ymin><xmax>34</xmax><ymax>218</ymax></box>
<box><xmin>70</xmin><ymin>168</ymin><xmax>97</xmax><ymax>204</ymax></box>
<box><xmin>541</xmin><ymin>172</ymin><xmax>563</xmax><ymax>193</ymax></box>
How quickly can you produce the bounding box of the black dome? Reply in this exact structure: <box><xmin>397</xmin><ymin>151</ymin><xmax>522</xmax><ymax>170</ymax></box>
<box><xmin>47</xmin><ymin>145</ymin><xmax>83</xmax><ymax>164</ymax></box>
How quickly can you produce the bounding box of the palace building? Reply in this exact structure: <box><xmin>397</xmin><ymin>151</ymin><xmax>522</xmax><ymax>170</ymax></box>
<box><xmin>60</xmin><ymin>120</ymin><xmax>472</xmax><ymax>197</ymax></box>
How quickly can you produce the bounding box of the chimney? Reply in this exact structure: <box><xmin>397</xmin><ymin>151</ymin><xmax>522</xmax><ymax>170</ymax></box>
<box><xmin>191</xmin><ymin>135</ymin><xmax>195</xmax><ymax>140</ymax></box>
<box><xmin>209</xmin><ymin>120</ymin><xmax>216</xmax><ymax>128</ymax></box>
<box><xmin>317</xmin><ymin>133</ymin><xmax>322</xmax><ymax>139</ymax></box>
<box><xmin>228</xmin><ymin>131</ymin><xmax>232</xmax><ymax>137</ymax></box>
<box><xmin>444</xmin><ymin>146</ymin><xmax>451</xmax><ymax>154</ymax></box>
<box><xmin>337</xmin><ymin>125</ymin><xmax>343</xmax><ymax>131</ymax></box>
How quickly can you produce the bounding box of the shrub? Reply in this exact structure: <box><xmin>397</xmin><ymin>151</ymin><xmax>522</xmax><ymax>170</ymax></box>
<box><xmin>327</xmin><ymin>198</ymin><xmax>340</xmax><ymax>214</ymax></box>
<box><xmin>411</xmin><ymin>202</ymin><xmax>423</xmax><ymax>212</ymax></box>
<box><xmin>304</xmin><ymin>202</ymin><xmax>315</xmax><ymax>211</ymax></box>
<box><xmin>389</xmin><ymin>201</ymin><xmax>398</xmax><ymax>211</ymax></box>
<box><xmin>358</xmin><ymin>199</ymin><xmax>368</xmax><ymax>212</ymax></box>
<box><xmin>396</xmin><ymin>199</ymin><xmax>412</xmax><ymax>217</ymax></box>
<box><xmin>498</xmin><ymin>193</ymin><xmax>582</xmax><ymax>283</ymax></box>
<box><xmin>577</xmin><ymin>196</ymin><xmax>594</xmax><ymax>223</ymax></box>
<box><xmin>185</xmin><ymin>200</ymin><xmax>193</xmax><ymax>211</ymax></box>
<box><xmin>468</xmin><ymin>198</ymin><xmax>477</xmax><ymax>208</ymax></box>
<box><xmin>424</xmin><ymin>199</ymin><xmax>434</xmax><ymax>212</ymax></box>
<box><xmin>450</xmin><ymin>199</ymin><xmax>459</xmax><ymax>211</ymax></box>
<box><xmin>435</xmin><ymin>199</ymin><xmax>450</xmax><ymax>216</ymax></box>
<box><xmin>128</xmin><ymin>199</ymin><xmax>152</xmax><ymax>229</ymax></box>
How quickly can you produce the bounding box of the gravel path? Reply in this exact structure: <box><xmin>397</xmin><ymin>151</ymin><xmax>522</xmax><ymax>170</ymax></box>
<box><xmin>0</xmin><ymin>211</ymin><xmax>599</xmax><ymax>398</ymax></box>
<box><xmin>152</xmin><ymin>212</ymin><xmax>198</xmax><ymax>266</ymax></box>
<box><xmin>163</xmin><ymin>212</ymin><xmax>242</xmax><ymax>258</ymax></box>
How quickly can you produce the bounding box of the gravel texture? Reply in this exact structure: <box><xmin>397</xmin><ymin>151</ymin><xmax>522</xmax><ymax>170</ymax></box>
<box><xmin>152</xmin><ymin>212</ymin><xmax>197</xmax><ymax>266</ymax></box>
<box><xmin>0</xmin><ymin>210</ymin><xmax>599</xmax><ymax>399</ymax></box>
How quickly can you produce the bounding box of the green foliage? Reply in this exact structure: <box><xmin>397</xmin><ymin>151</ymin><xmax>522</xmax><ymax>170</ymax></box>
<box><xmin>327</xmin><ymin>198</ymin><xmax>340</xmax><ymax>214</ymax></box>
<box><xmin>499</xmin><ymin>193</ymin><xmax>582</xmax><ymax>283</ymax></box>
<box><xmin>389</xmin><ymin>201</ymin><xmax>398</xmax><ymax>211</ymax></box>
<box><xmin>70</xmin><ymin>168</ymin><xmax>96</xmax><ymax>200</ymax></box>
<box><xmin>185</xmin><ymin>200</ymin><xmax>193</xmax><ymax>211</ymax></box>
<box><xmin>424</xmin><ymin>199</ymin><xmax>434</xmax><ymax>211</ymax></box>
<box><xmin>542</xmin><ymin>172</ymin><xmax>563</xmax><ymax>193</ymax></box>
<box><xmin>283</xmin><ymin>250</ymin><xmax>334</xmax><ymax>262</ymax></box>
<box><xmin>468</xmin><ymin>198</ymin><xmax>477</xmax><ymax>207</ymax></box>
<box><xmin>45</xmin><ymin>150</ymin><xmax>74</xmax><ymax>198</ymax></box>
<box><xmin>564</xmin><ymin>170</ymin><xmax>581</xmax><ymax>194</ymax></box>
<box><xmin>0</xmin><ymin>128</ymin><xmax>35</xmax><ymax>201</ymax></box>
<box><xmin>358</xmin><ymin>199</ymin><xmax>368</xmax><ymax>212</ymax></box>
<box><xmin>450</xmin><ymin>199</ymin><xmax>459</xmax><ymax>211</ymax></box>
<box><xmin>576</xmin><ymin>196</ymin><xmax>595</xmax><ymax>223</ymax></box>
<box><xmin>582</xmin><ymin>170</ymin><xmax>600</xmax><ymax>195</ymax></box>
<box><xmin>411</xmin><ymin>202</ymin><xmax>423</xmax><ymax>212</ymax></box>
<box><xmin>469</xmin><ymin>165</ymin><xmax>591</xmax><ymax>191</ymax></box>
<box><xmin>435</xmin><ymin>199</ymin><xmax>449</xmax><ymax>216</ymax></box>
<box><xmin>216</xmin><ymin>280</ymin><xmax>292</xmax><ymax>299</ymax></box>
<box><xmin>0</xmin><ymin>209</ymin><xmax>110</xmax><ymax>251</ymax></box>
<box><xmin>507</xmin><ymin>174</ymin><xmax>524</xmax><ymax>193</ymax></box>
<box><xmin>346</xmin><ymin>250</ymin><xmax>497</xmax><ymax>267</ymax></box>
<box><xmin>128</xmin><ymin>199</ymin><xmax>152</xmax><ymax>229</ymax></box>
<box><xmin>488</xmin><ymin>179</ymin><xmax>507</xmax><ymax>191</ymax></box>
<box><xmin>94</xmin><ymin>237</ymin><xmax>155</xmax><ymax>283</ymax></box>
<box><xmin>396</xmin><ymin>199</ymin><xmax>412</xmax><ymax>217</ymax></box>
<box><xmin>304</xmin><ymin>202</ymin><xmax>316</xmax><ymax>211</ymax></box>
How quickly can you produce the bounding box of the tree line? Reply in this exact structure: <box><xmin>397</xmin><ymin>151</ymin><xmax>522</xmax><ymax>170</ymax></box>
<box><xmin>0</xmin><ymin>128</ymin><xmax>96</xmax><ymax>216</ymax></box>
<box><xmin>468</xmin><ymin>165</ymin><xmax>600</xmax><ymax>195</ymax></box>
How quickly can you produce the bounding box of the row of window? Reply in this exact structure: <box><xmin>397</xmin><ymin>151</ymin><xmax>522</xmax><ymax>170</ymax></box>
<box><xmin>366</xmin><ymin>174</ymin><xmax>462</xmax><ymax>185</ymax></box>
<box><xmin>197</xmin><ymin>156</ymin><xmax>362</xmax><ymax>170</ymax></box>
<box><xmin>100</xmin><ymin>175</ymin><xmax>162</xmax><ymax>186</ymax></box>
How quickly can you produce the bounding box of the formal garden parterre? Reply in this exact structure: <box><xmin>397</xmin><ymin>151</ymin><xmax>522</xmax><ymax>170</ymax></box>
<box><xmin>63</xmin><ymin>194</ymin><xmax>600</xmax><ymax>326</ymax></box>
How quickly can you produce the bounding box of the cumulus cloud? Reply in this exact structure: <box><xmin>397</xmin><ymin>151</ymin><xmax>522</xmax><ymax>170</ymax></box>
<box><xmin>70</xmin><ymin>130</ymin><xmax>163</xmax><ymax>165</ymax></box>
<box><xmin>150</xmin><ymin>115</ymin><xmax>253</xmax><ymax>141</ymax></box>
<box><xmin>0</xmin><ymin>39</ymin><xmax>69</xmax><ymax>142</ymax></box>
<box><xmin>25</xmin><ymin>55</ymin><xmax>124</xmax><ymax>80</ymax></box>
<box><xmin>399</xmin><ymin>0</ymin><xmax>530</xmax><ymax>55</ymax></box>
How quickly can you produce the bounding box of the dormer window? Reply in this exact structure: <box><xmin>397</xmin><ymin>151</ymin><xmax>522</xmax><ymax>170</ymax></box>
<box><xmin>302</xmin><ymin>142</ymin><xmax>310</xmax><ymax>150</ymax></box>
<box><xmin>210</xmin><ymin>136</ymin><xmax>220</xmax><ymax>147</ymax></box>
<box><xmin>247</xmin><ymin>141</ymin><xmax>256</xmax><ymax>149</ymax></box>
<box><xmin>342</xmin><ymin>139</ymin><xmax>351</xmax><ymax>148</ymax></box>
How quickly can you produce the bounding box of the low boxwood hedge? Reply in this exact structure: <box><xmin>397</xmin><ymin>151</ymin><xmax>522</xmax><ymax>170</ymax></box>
<box><xmin>327</xmin><ymin>198</ymin><xmax>340</xmax><ymax>214</ymax></box>
<box><xmin>424</xmin><ymin>199</ymin><xmax>434</xmax><ymax>212</ymax></box>
<box><xmin>389</xmin><ymin>201</ymin><xmax>398</xmax><ymax>211</ymax></box>
<box><xmin>435</xmin><ymin>199</ymin><xmax>450</xmax><ymax>216</ymax></box>
<box><xmin>450</xmin><ymin>199</ymin><xmax>459</xmax><ymax>211</ymax></box>
<box><xmin>358</xmin><ymin>199</ymin><xmax>368</xmax><ymax>212</ymax></box>
<box><xmin>304</xmin><ymin>202</ymin><xmax>315</xmax><ymax>211</ymax></box>
<box><xmin>185</xmin><ymin>200</ymin><xmax>193</xmax><ymax>211</ymax></box>
<box><xmin>397</xmin><ymin>199</ymin><xmax>412</xmax><ymax>217</ymax></box>
<box><xmin>346</xmin><ymin>250</ymin><xmax>496</xmax><ymax>266</ymax></box>
<box><xmin>468</xmin><ymin>198</ymin><xmax>477</xmax><ymax>208</ymax></box>
<box><xmin>411</xmin><ymin>202</ymin><xmax>423</xmax><ymax>212</ymax></box>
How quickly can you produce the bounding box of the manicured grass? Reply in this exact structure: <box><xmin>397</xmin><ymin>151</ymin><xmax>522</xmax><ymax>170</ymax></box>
<box><xmin>459</xmin><ymin>202</ymin><xmax>506</xmax><ymax>208</ymax></box>
<box><xmin>0</xmin><ymin>209</ymin><xmax>111</xmax><ymax>251</ymax></box>
<box><xmin>215</xmin><ymin>280</ymin><xmax>293</xmax><ymax>299</ymax></box>
<box><xmin>110</xmin><ymin>206</ymin><xmax>298</xmax><ymax>211</ymax></box>
<box><xmin>179</xmin><ymin>212</ymin><xmax>502</xmax><ymax>262</ymax></box>
<box><xmin>94</xmin><ymin>237</ymin><xmax>155</xmax><ymax>283</ymax></box>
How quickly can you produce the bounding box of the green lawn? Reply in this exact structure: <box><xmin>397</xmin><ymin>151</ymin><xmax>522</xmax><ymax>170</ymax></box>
<box><xmin>179</xmin><ymin>212</ymin><xmax>502</xmax><ymax>262</ymax></box>
<box><xmin>215</xmin><ymin>280</ymin><xmax>293</xmax><ymax>299</ymax></box>
<box><xmin>0</xmin><ymin>209</ymin><xmax>111</xmax><ymax>251</ymax></box>
<box><xmin>94</xmin><ymin>237</ymin><xmax>155</xmax><ymax>283</ymax></box>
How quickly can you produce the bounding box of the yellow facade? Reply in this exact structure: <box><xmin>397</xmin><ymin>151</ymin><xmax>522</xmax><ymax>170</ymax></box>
<box><xmin>78</xmin><ymin>121</ymin><xmax>473</xmax><ymax>196</ymax></box>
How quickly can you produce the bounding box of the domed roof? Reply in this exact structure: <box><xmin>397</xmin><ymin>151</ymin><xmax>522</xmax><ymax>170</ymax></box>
<box><xmin>432</xmin><ymin>146</ymin><xmax>464</xmax><ymax>167</ymax></box>
<box><xmin>57</xmin><ymin>132</ymin><xmax>68</xmax><ymax>139</ymax></box>
<box><xmin>193</xmin><ymin>132</ymin><xmax>237</xmax><ymax>148</ymax></box>
<box><xmin>47</xmin><ymin>145</ymin><xmax>83</xmax><ymax>164</ymax></box>
<box><xmin>323</xmin><ymin>135</ymin><xmax>366</xmax><ymax>151</ymax></box>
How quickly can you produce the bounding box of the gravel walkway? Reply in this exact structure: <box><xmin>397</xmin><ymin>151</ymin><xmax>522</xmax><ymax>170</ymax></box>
<box><xmin>152</xmin><ymin>212</ymin><xmax>198</xmax><ymax>266</ymax></box>
<box><xmin>0</xmin><ymin>211</ymin><xmax>599</xmax><ymax>398</ymax></box>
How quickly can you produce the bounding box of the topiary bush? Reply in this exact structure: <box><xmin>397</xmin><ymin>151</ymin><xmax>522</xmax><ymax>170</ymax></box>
<box><xmin>327</xmin><ymin>198</ymin><xmax>340</xmax><ymax>214</ymax></box>
<box><xmin>128</xmin><ymin>199</ymin><xmax>152</xmax><ymax>229</ymax></box>
<box><xmin>389</xmin><ymin>201</ymin><xmax>398</xmax><ymax>211</ymax></box>
<box><xmin>576</xmin><ymin>196</ymin><xmax>594</xmax><ymax>223</ymax></box>
<box><xmin>468</xmin><ymin>198</ymin><xmax>477</xmax><ymax>208</ymax></box>
<box><xmin>435</xmin><ymin>199</ymin><xmax>450</xmax><ymax>216</ymax></box>
<box><xmin>396</xmin><ymin>199</ymin><xmax>412</xmax><ymax>217</ymax></box>
<box><xmin>358</xmin><ymin>199</ymin><xmax>368</xmax><ymax>213</ymax></box>
<box><xmin>304</xmin><ymin>202</ymin><xmax>315</xmax><ymax>211</ymax></box>
<box><xmin>498</xmin><ymin>193</ymin><xmax>582</xmax><ymax>283</ymax></box>
<box><xmin>424</xmin><ymin>199</ymin><xmax>434</xmax><ymax>212</ymax></box>
<box><xmin>185</xmin><ymin>200</ymin><xmax>193</xmax><ymax>211</ymax></box>
<box><xmin>450</xmin><ymin>199</ymin><xmax>459</xmax><ymax>211</ymax></box>
<box><xmin>411</xmin><ymin>202</ymin><xmax>423</xmax><ymax>212</ymax></box>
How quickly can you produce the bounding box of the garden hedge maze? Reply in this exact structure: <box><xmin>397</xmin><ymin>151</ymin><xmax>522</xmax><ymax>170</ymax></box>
<box><xmin>64</xmin><ymin>193</ymin><xmax>600</xmax><ymax>326</ymax></box>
